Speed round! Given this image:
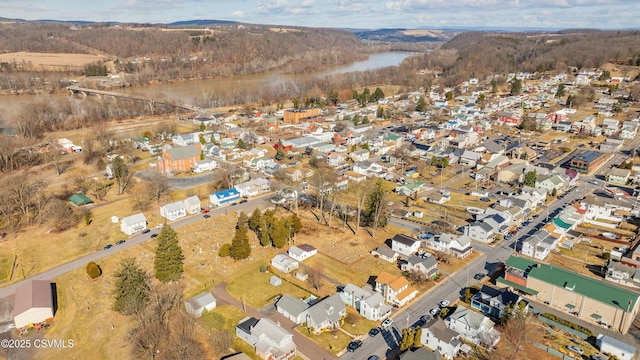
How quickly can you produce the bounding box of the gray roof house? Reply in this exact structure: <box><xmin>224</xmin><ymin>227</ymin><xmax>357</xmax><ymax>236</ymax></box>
<box><xmin>120</xmin><ymin>213</ymin><xmax>147</xmax><ymax>235</ymax></box>
<box><xmin>401</xmin><ymin>255</ymin><xmax>439</xmax><ymax>278</ymax></box>
<box><xmin>305</xmin><ymin>294</ymin><xmax>346</xmax><ymax>334</ymax></box>
<box><xmin>445</xmin><ymin>305</ymin><xmax>501</xmax><ymax>347</ymax></box>
<box><xmin>184</xmin><ymin>292</ymin><xmax>216</xmax><ymax>317</ymax></box>
<box><xmin>391</xmin><ymin>234</ymin><xmax>422</xmax><ymax>256</ymax></box>
<box><xmin>275</xmin><ymin>295</ymin><xmax>309</xmax><ymax>324</ymax></box>
<box><xmin>339</xmin><ymin>283</ymin><xmax>391</xmax><ymax>321</ymax></box>
<box><xmin>596</xmin><ymin>334</ymin><xmax>636</xmax><ymax>360</ymax></box>
<box><xmin>160</xmin><ymin>201</ymin><xmax>187</xmax><ymax>221</ymax></box>
<box><xmin>235</xmin><ymin>317</ymin><xmax>297</xmax><ymax>360</ymax></box>
<box><xmin>470</xmin><ymin>285</ymin><xmax>527</xmax><ymax>319</ymax></box>
<box><xmin>371</xmin><ymin>245</ymin><xmax>399</xmax><ymax>263</ymax></box>
<box><xmin>420</xmin><ymin>318</ymin><xmax>461</xmax><ymax>360</ymax></box>
<box><xmin>271</xmin><ymin>254</ymin><xmax>299</xmax><ymax>274</ymax></box>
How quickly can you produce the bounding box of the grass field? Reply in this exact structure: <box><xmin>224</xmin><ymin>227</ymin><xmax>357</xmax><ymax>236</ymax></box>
<box><xmin>0</xmin><ymin>52</ymin><xmax>106</xmax><ymax>69</ymax></box>
<box><xmin>304</xmin><ymin>252</ymin><xmax>402</xmax><ymax>288</ymax></box>
<box><xmin>0</xmin><ymin>252</ymin><xmax>15</xmax><ymax>284</ymax></box>
<box><xmin>298</xmin><ymin>326</ymin><xmax>352</xmax><ymax>355</ymax></box>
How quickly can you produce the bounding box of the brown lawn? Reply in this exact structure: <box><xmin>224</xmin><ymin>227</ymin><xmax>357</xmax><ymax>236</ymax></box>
<box><xmin>0</xmin><ymin>52</ymin><xmax>106</xmax><ymax>69</ymax></box>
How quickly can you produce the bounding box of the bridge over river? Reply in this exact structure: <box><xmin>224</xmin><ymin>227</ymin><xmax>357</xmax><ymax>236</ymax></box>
<box><xmin>67</xmin><ymin>85</ymin><xmax>203</xmax><ymax>112</ymax></box>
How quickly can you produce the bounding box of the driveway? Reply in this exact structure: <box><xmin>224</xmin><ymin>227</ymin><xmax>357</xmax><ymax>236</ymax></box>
<box><xmin>211</xmin><ymin>283</ymin><xmax>337</xmax><ymax>360</ymax></box>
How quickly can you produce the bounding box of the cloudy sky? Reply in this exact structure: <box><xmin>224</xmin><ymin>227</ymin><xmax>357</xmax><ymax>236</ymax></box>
<box><xmin>1</xmin><ymin>0</ymin><xmax>638</xmax><ymax>29</ymax></box>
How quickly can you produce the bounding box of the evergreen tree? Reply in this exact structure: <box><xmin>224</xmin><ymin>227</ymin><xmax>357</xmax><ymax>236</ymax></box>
<box><xmin>524</xmin><ymin>170</ymin><xmax>537</xmax><ymax>187</ymax></box>
<box><xmin>376</xmin><ymin>105</ymin><xmax>384</xmax><ymax>118</ymax></box>
<box><xmin>362</xmin><ymin>142</ymin><xmax>370</xmax><ymax>151</ymax></box>
<box><xmin>229</xmin><ymin>225</ymin><xmax>251</xmax><ymax>260</ymax></box>
<box><xmin>111</xmin><ymin>156</ymin><xmax>131</xmax><ymax>195</ymax></box>
<box><xmin>249</xmin><ymin>208</ymin><xmax>262</xmax><ymax>232</ymax></box>
<box><xmin>510</xmin><ymin>79</ymin><xmax>523</xmax><ymax>95</ymax></box>
<box><xmin>270</xmin><ymin>219</ymin><xmax>289</xmax><ymax>248</ymax></box>
<box><xmin>112</xmin><ymin>258</ymin><xmax>151</xmax><ymax>315</ymax></box>
<box><xmin>286</xmin><ymin>214</ymin><xmax>303</xmax><ymax>234</ymax></box>
<box><xmin>237</xmin><ymin>138</ymin><xmax>246</xmax><ymax>149</ymax></box>
<box><xmin>416</xmin><ymin>96</ymin><xmax>426</xmax><ymax>112</ymax></box>
<box><xmin>364</xmin><ymin>178</ymin><xmax>388</xmax><ymax>234</ymax></box>
<box><xmin>275</xmin><ymin>146</ymin><xmax>285</xmax><ymax>161</ymax></box>
<box><xmin>373</xmin><ymin>87</ymin><xmax>385</xmax><ymax>101</ymax></box>
<box><xmin>362</xmin><ymin>116</ymin><xmax>369</xmax><ymax>124</ymax></box>
<box><xmin>413</xmin><ymin>327</ymin><xmax>422</xmax><ymax>349</ymax></box>
<box><xmin>199</xmin><ymin>134</ymin><xmax>206</xmax><ymax>144</ymax></box>
<box><xmin>199</xmin><ymin>123</ymin><xmax>206</xmax><ymax>132</ymax></box>
<box><xmin>154</xmin><ymin>225</ymin><xmax>184</xmax><ymax>282</ymax></box>
<box><xmin>400</xmin><ymin>328</ymin><xmax>414</xmax><ymax>351</ymax></box>
<box><xmin>237</xmin><ymin>211</ymin><xmax>249</xmax><ymax>230</ymax></box>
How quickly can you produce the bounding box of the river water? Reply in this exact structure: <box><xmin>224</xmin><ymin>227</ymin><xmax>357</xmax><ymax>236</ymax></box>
<box><xmin>0</xmin><ymin>52</ymin><xmax>416</xmax><ymax>122</ymax></box>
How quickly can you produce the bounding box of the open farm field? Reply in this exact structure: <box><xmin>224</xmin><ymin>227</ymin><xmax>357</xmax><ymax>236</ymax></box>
<box><xmin>0</xmin><ymin>52</ymin><xmax>105</xmax><ymax>69</ymax></box>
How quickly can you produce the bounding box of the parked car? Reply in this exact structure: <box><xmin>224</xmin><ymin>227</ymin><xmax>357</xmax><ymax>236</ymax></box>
<box><xmin>150</xmin><ymin>233</ymin><xmax>158</xmax><ymax>238</ymax></box>
<box><xmin>115</xmin><ymin>239</ymin><xmax>126</xmax><ymax>245</ymax></box>
<box><xmin>367</xmin><ymin>356</ymin><xmax>380</xmax><ymax>360</ymax></box>
<box><xmin>438</xmin><ymin>300</ymin><xmax>450</xmax><ymax>308</ymax></box>
<box><xmin>420</xmin><ymin>314</ymin><xmax>431</xmax><ymax>323</ymax></box>
<box><xmin>156</xmin><ymin>224</ymin><xmax>164</xmax><ymax>229</ymax></box>
<box><xmin>203</xmin><ymin>214</ymin><xmax>211</xmax><ymax>219</ymax></box>
<box><xmin>347</xmin><ymin>340</ymin><xmax>362</xmax><ymax>352</ymax></box>
<box><xmin>202</xmin><ymin>209</ymin><xmax>210</xmax><ymax>214</ymax></box>
<box><xmin>239</xmin><ymin>199</ymin><xmax>248</xmax><ymax>204</ymax></box>
<box><xmin>368</xmin><ymin>327</ymin><xmax>380</xmax><ymax>337</ymax></box>
<box><xmin>474</xmin><ymin>273</ymin><xmax>485</xmax><ymax>280</ymax></box>
<box><xmin>142</xmin><ymin>229</ymin><xmax>151</xmax><ymax>234</ymax></box>
<box><xmin>381</xmin><ymin>318</ymin><xmax>393</xmax><ymax>328</ymax></box>
<box><xmin>103</xmin><ymin>244</ymin><xmax>113</xmax><ymax>250</ymax></box>
<box><xmin>566</xmin><ymin>345</ymin><xmax>584</xmax><ymax>355</ymax></box>
<box><xmin>430</xmin><ymin>308</ymin><xmax>440</xmax><ymax>316</ymax></box>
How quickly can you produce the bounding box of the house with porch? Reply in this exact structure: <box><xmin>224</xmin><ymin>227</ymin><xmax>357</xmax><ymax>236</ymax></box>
<box><xmin>424</xmin><ymin>234</ymin><xmax>473</xmax><ymax>258</ymax></box>
<box><xmin>120</xmin><ymin>213</ymin><xmax>147</xmax><ymax>235</ymax></box>
<box><xmin>210</xmin><ymin>188</ymin><xmax>241</xmax><ymax>207</ymax></box>
<box><xmin>305</xmin><ymin>294</ymin><xmax>347</xmax><ymax>334</ymax></box>
<box><xmin>420</xmin><ymin>318</ymin><xmax>462</xmax><ymax>360</ymax></box>
<box><xmin>339</xmin><ymin>284</ymin><xmax>392</xmax><ymax>321</ymax></box>
<box><xmin>401</xmin><ymin>255</ymin><xmax>439</xmax><ymax>279</ymax></box>
<box><xmin>183</xmin><ymin>195</ymin><xmax>201</xmax><ymax>214</ymax></box>
<box><xmin>391</xmin><ymin>234</ymin><xmax>422</xmax><ymax>256</ymax></box>
<box><xmin>160</xmin><ymin>201</ymin><xmax>187</xmax><ymax>221</ymax></box>
<box><xmin>470</xmin><ymin>285</ymin><xmax>528</xmax><ymax>319</ymax></box>
<box><xmin>371</xmin><ymin>246</ymin><xmax>399</xmax><ymax>263</ymax></box>
<box><xmin>374</xmin><ymin>271</ymin><xmax>418</xmax><ymax>308</ymax></box>
<box><xmin>444</xmin><ymin>305</ymin><xmax>501</xmax><ymax>347</ymax></box>
<box><xmin>235</xmin><ymin>317</ymin><xmax>297</xmax><ymax>360</ymax></box>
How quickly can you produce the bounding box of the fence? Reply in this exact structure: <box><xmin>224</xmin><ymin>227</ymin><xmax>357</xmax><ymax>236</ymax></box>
<box><xmin>538</xmin><ymin>315</ymin><xmax>590</xmax><ymax>339</ymax></box>
<box><xmin>534</xmin><ymin>343</ymin><xmax>576</xmax><ymax>360</ymax></box>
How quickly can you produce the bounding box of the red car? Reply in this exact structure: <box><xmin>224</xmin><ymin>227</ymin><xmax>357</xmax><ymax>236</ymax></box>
<box><xmin>202</xmin><ymin>209</ymin><xmax>210</xmax><ymax>214</ymax></box>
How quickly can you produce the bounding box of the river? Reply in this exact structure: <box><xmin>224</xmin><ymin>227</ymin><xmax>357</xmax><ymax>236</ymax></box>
<box><xmin>0</xmin><ymin>51</ymin><xmax>417</xmax><ymax>123</ymax></box>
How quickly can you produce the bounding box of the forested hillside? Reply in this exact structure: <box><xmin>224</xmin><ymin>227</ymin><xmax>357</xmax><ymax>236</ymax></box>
<box><xmin>412</xmin><ymin>30</ymin><xmax>640</xmax><ymax>84</ymax></box>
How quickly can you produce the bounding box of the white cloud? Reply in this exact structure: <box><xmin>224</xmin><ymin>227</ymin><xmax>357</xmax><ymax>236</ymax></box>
<box><xmin>229</xmin><ymin>11</ymin><xmax>246</xmax><ymax>18</ymax></box>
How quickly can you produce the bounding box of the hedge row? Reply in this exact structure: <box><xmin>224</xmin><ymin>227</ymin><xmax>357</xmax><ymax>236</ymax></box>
<box><xmin>540</xmin><ymin>313</ymin><xmax>593</xmax><ymax>337</ymax></box>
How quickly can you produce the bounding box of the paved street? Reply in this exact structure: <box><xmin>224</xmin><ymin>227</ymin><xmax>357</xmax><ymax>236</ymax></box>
<box><xmin>0</xmin><ymin>195</ymin><xmax>273</xmax><ymax>300</ymax></box>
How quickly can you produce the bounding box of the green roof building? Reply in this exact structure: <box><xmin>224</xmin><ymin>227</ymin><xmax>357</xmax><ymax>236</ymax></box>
<box><xmin>501</xmin><ymin>255</ymin><xmax>640</xmax><ymax>334</ymax></box>
<box><xmin>68</xmin><ymin>193</ymin><xmax>93</xmax><ymax>206</ymax></box>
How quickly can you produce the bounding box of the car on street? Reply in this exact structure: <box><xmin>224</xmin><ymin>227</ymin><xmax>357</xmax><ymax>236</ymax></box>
<box><xmin>203</xmin><ymin>214</ymin><xmax>211</xmax><ymax>219</ymax></box>
<box><xmin>347</xmin><ymin>340</ymin><xmax>362</xmax><ymax>352</ymax></box>
<box><xmin>368</xmin><ymin>327</ymin><xmax>380</xmax><ymax>337</ymax></box>
<box><xmin>239</xmin><ymin>199</ymin><xmax>248</xmax><ymax>204</ymax></box>
<box><xmin>381</xmin><ymin>318</ymin><xmax>393</xmax><ymax>328</ymax></box>
<box><xmin>150</xmin><ymin>233</ymin><xmax>158</xmax><ymax>238</ymax></box>
<box><xmin>367</xmin><ymin>356</ymin><xmax>380</xmax><ymax>360</ymax></box>
<box><xmin>590</xmin><ymin>356</ymin><xmax>607</xmax><ymax>360</ymax></box>
<box><xmin>474</xmin><ymin>273</ymin><xmax>485</xmax><ymax>280</ymax></box>
<box><xmin>438</xmin><ymin>300</ymin><xmax>450</xmax><ymax>307</ymax></box>
<box><xmin>103</xmin><ymin>244</ymin><xmax>113</xmax><ymax>250</ymax></box>
<box><xmin>202</xmin><ymin>209</ymin><xmax>210</xmax><ymax>214</ymax></box>
<box><xmin>430</xmin><ymin>308</ymin><xmax>441</xmax><ymax>316</ymax></box>
<box><xmin>142</xmin><ymin>229</ymin><xmax>151</xmax><ymax>234</ymax></box>
<box><xmin>115</xmin><ymin>239</ymin><xmax>126</xmax><ymax>245</ymax></box>
<box><xmin>156</xmin><ymin>224</ymin><xmax>164</xmax><ymax>229</ymax></box>
<box><xmin>420</xmin><ymin>314</ymin><xmax>431</xmax><ymax>323</ymax></box>
<box><xmin>566</xmin><ymin>345</ymin><xmax>584</xmax><ymax>355</ymax></box>
<box><xmin>479</xmin><ymin>197</ymin><xmax>491</xmax><ymax>202</ymax></box>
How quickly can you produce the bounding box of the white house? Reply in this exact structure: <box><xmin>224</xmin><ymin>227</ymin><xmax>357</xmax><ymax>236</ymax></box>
<box><xmin>183</xmin><ymin>195</ymin><xmax>201</xmax><ymax>214</ymax></box>
<box><xmin>287</xmin><ymin>244</ymin><xmax>317</xmax><ymax>262</ymax></box>
<box><xmin>445</xmin><ymin>305</ymin><xmax>501</xmax><ymax>347</ymax></box>
<box><xmin>465</xmin><ymin>222</ymin><xmax>494</xmax><ymax>243</ymax></box>
<box><xmin>371</xmin><ymin>246</ymin><xmax>399</xmax><ymax>263</ymax></box>
<box><xmin>305</xmin><ymin>294</ymin><xmax>347</xmax><ymax>334</ymax></box>
<box><xmin>339</xmin><ymin>283</ymin><xmax>392</xmax><ymax>321</ymax></box>
<box><xmin>375</xmin><ymin>271</ymin><xmax>418</xmax><ymax>308</ymax></box>
<box><xmin>160</xmin><ymin>201</ymin><xmax>187</xmax><ymax>221</ymax></box>
<box><xmin>349</xmin><ymin>149</ymin><xmax>370</xmax><ymax>162</ymax></box>
<box><xmin>192</xmin><ymin>158</ymin><xmax>217</xmax><ymax>173</ymax></box>
<box><xmin>420</xmin><ymin>318</ymin><xmax>462</xmax><ymax>360</ymax></box>
<box><xmin>425</xmin><ymin>234</ymin><xmax>473</xmax><ymax>258</ymax></box>
<box><xmin>235</xmin><ymin>317</ymin><xmax>297</xmax><ymax>360</ymax></box>
<box><xmin>210</xmin><ymin>188</ymin><xmax>241</xmax><ymax>207</ymax></box>
<box><xmin>596</xmin><ymin>334</ymin><xmax>636</xmax><ymax>360</ymax></box>
<box><xmin>120</xmin><ymin>213</ymin><xmax>147</xmax><ymax>235</ymax></box>
<box><xmin>234</xmin><ymin>178</ymin><xmax>271</xmax><ymax>198</ymax></box>
<box><xmin>271</xmin><ymin>254</ymin><xmax>299</xmax><ymax>274</ymax></box>
<box><xmin>13</xmin><ymin>280</ymin><xmax>55</xmax><ymax>329</ymax></box>
<box><xmin>391</xmin><ymin>234</ymin><xmax>422</xmax><ymax>256</ymax></box>
<box><xmin>275</xmin><ymin>295</ymin><xmax>309</xmax><ymax>324</ymax></box>
<box><xmin>184</xmin><ymin>292</ymin><xmax>217</xmax><ymax>317</ymax></box>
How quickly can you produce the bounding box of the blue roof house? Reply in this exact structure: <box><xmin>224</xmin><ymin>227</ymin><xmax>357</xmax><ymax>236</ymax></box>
<box><xmin>209</xmin><ymin>188</ymin><xmax>240</xmax><ymax>207</ymax></box>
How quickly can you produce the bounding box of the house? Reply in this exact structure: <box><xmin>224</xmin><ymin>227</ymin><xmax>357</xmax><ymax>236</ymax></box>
<box><xmin>605</xmin><ymin>260</ymin><xmax>640</xmax><ymax>288</ymax></box>
<box><xmin>499</xmin><ymin>256</ymin><xmax>640</xmax><ymax>334</ymax></box>
<box><xmin>465</xmin><ymin>222</ymin><xmax>495</xmax><ymax>243</ymax></box>
<box><xmin>235</xmin><ymin>317</ymin><xmax>297</xmax><ymax>360</ymax></box>
<box><xmin>275</xmin><ymin>295</ymin><xmax>308</xmax><ymax>324</ymax></box>
<box><xmin>184</xmin><ymin>292</ymin><xmax>217</xmax><ymax>317</ymax></box>
<box><xmin>391</xmin><ymin>234</ymin><xmax>422</xmax><ymax>256</ymax></box>
<box><xmin>596</xmin><ymin>334</ymin><xmax>636</xmax><ymax>360</ymax></box>
<box><xmin>401</xmin><ymin>255</ymin><xmax>439</xmax><ymax>278</ymax></box>
<box><xmin>608</xmin><ymin>168</ymin><xmax>631</xmax><ymax>185</ymax></box>
<box><xmin>374</xmin><ymin>271</ymin><xmax>418</xmax><ymax>307</ymax></box>
<box><xmin>234</xmin><ymin>178</ymin><xmax>271</xmax><ymax>198</ymax></box>
<box><xmin>183</xmin><ymin>195</ymin><xmax>201</xmax><ymax>214</ymax></box>
<box><xmin>158</xmin><ymin>144</ymin><xmax>202</xmax><ymax>175</ymax></box>
<box><xmin>13</xmin><ymin>280</ymin><xmax>55</xmax><ymax>329</ymax></box>
<box><xmin>287</xmin><ymin>244</ymin><xmax>317</xmax><ymax>262</ymax></box>
<box><xmin>470</xmin><ymin>285</ymin><xmax>528</xmax><ymax>319</ymax></box>
<box><xmin>160</xmin><ymin>201</ymin><xmax>187</xmax><ymax>221</ymax></box>
<box><xmin>120</xmin><ymin>213</ymin><xmax>147</xmax><ymax>235</ymax></box>
<box><xmin>210</xmin><ymin>188</ymin><xmax>241</xmax><ymax>207</ymax></box>
<box><xmin>327</xmin><ymin>153</ymin><xmax>346</xmax><ymax>167</ymax></box>
<box><xmin>445</xmin><ymin>305</ymin><xmax>501</xmax><ymax>347</ymax></box>
<box><xmin>425</xmin><ymin>234</ymin><xmax>473</xmax><ymax>258</ymax></box>
<box><xmin>600</xmin><ymin>138</ymin><xmax>624</xmax><ymax>154</ymax></box>
<box><xmin>420</xmin><ymin>318</ymin><xmax>461</xmax><ymax>360</ymax></box>
<box><xmin>305</xmin><ymin>294</ymin><xmax>347</xmax><ymax>333</ymax></box>
<box><xmin>400</xmin><ymin>348</ymin><xmax>444</xmax><ymax>360</ymax></box>
<box><xmin>192</xmin><ymin>158</ymin><xmax>217</xmax><ymax>173</ymax></box>
<box><xmin>271</xmin><ymin>254</ymin><xmax>299</xmax><ymax>274</ymax></box>
<box><xmin>371</xmin><ymin>246</ymin><xmax>399</xmax><ymax>263</ymax></box>
<box><xmin>349</xmin><ymin>149</ymin><xmax>370</xmax><ymax>162</ymax></box>
<box><xmin>396</xmin><ymin>179</ymin><xmax>426</xmax><ymax>197</ymax></box>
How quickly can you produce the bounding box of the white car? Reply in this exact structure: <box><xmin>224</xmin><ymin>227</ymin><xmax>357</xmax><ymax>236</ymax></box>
<box><xmin>381</xmin><ymin>318</ymin><xmax>393</xmax><ymax>328</ymax></box>
<box><xmin>438</xmin><ymin>300</ymin><xmax>450</xmax><ymax>308</ymax></box>
<box><xmin>429</xmin><ymin>308</ymin><xmax>440</xmax><ymax>316</ymax></box>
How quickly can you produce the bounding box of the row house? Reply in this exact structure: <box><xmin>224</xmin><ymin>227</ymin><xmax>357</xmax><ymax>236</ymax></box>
<box><xmin>160</xmin><ymin>201</ymin><xmax>187</xmax><ymax>221</ymax></box>
<box><xmin>423</xmin><ymin>233</ymin><xmax>473</xmax><ymax>258</ymax></box>
<box><xmin>339</xmin><ymin>284</ymin><xmax>392</xmax><ymax>321</ymax></box>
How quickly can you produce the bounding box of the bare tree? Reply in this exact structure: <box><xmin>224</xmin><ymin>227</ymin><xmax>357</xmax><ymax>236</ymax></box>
<box><xmin>349</xmin><ymin>179</ymin><xmax>371</xmax><ymax>234</ymax></box>
<box><xmin>308</xmin><ymin>163</ymin><xmax>337</xmax><ymax>223</ymax></box>
<box><xmin>209</xmin><ymin>329</ymin><xmax>234</xmax><ymax>356</ymax></box>
<box><xmin>147</xmin><ymin>171</ymin><xmax>170</xmax><ymax>202</ymax></box>
<box><xmin>307</xmin><ymin>264</ymin><xmax>324</xmax><ymax>291</ymax></box>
